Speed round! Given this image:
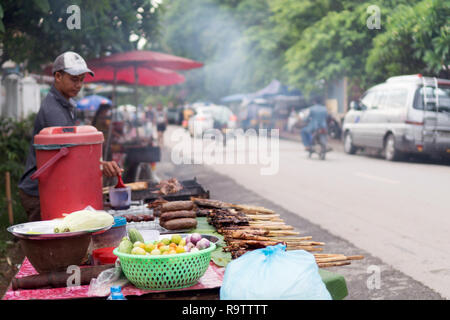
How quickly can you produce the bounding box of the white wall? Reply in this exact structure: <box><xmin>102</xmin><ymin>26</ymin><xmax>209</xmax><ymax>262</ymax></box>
<box><xmin>1</xmin><ymin>74</ymin><xmax>41</xmax><ymax>120</ymax></box>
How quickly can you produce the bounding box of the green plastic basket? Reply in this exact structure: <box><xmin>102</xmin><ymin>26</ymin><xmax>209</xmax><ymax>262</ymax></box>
<box><xmin>113</xmin><ymin>243</ymin><xmax>216</xmax><ymax>290</ymax></box>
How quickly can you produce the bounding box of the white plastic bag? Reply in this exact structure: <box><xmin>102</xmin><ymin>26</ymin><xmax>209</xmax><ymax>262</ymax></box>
<box><xmin>87</xmin><ymin>260</ymin><xmax>129</xmax><ymax>297</ymax></box>
<box><xmin>220</xmin><ymin>244</ymin><xmax>332</xmax><ymax>300</ymax></box>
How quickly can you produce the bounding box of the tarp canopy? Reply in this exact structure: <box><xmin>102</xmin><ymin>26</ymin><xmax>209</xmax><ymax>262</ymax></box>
<box><xmin>250</xmin><ymin>79</ymin><xmax>302</xmax><ymax>99</ymax></box>
<box><xmin>220</xmin><ymin>93</ymin><xmax>248</xmax><ymax>103</ymax></box>
<box><xmin>220</xmin><ymin>79</ymin><xmax>302</xmax><ymax>103</ymax></box>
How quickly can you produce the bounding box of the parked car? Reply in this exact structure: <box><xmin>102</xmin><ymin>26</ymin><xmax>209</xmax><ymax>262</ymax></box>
<box><xmin>342</xmin><ymin>74</ymin><xmax>450</xmax><ymax>161</ymax></box>
<box><xmin>188</xmin><ymin>106</ymin><xmax>215</xmax><ymax>137</ymax></box>
<box><xmin>188</xmin><ymin>105</ymin><xmax>237</xmax><ymax>138</ymax></box>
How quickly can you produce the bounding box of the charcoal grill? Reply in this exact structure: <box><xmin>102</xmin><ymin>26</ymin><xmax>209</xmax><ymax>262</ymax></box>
<box><xmin>131</xmin><ymin>177</ymin><xmax>210</xmax><ymax>203</ymax></box>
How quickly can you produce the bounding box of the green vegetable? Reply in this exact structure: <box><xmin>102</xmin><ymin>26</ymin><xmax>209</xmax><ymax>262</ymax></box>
<box><xmin>118</xmin><ymin>239</ymin><xmax>133</xmax><ymax>254</ymax></box>
<box><xmin>128</xmin><ymin>228</ymin><xmax>144</xmax><ymax>244</ymax></box>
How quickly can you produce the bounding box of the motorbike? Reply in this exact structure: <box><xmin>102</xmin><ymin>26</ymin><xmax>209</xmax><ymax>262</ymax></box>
<box><xmin>308</xmin><ymin>128</ymin><xmax>329</xmax><ymax>160</ymax></box>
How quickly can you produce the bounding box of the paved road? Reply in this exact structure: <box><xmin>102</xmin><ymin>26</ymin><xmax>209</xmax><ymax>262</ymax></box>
<box><xmin>159</xmin><ymin>126</ymin><xmax>447</xmax><ymax>299</ymax></box>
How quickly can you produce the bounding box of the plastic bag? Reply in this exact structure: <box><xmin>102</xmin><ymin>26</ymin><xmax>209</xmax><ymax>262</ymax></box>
<box><xmin>87</xmin><ymin>259</ymin><xmax>129</xmax><ymax>297</ymax></box>
<box><xmin>220</xmin><ymin>244</ymin><xmax>332</xmax><ymax>300</ymax></box>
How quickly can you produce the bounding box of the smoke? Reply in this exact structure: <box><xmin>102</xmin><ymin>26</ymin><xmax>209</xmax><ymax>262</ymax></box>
<box><xmin>162</xmin><ymin>0</ymin><xmax>252</xmax><ymax>102</ymax></box>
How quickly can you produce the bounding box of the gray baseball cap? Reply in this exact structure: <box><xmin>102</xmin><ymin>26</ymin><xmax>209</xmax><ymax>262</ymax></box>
<box><xmin>52</xmin><ymin>51</ymin><xmax>94</xmax><ymax>77</ymax></box>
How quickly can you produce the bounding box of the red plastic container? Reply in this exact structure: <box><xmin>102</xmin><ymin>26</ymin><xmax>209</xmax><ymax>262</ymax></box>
<box><xmin>31</xmin><ymin>126</ymin><xmax>104</xmax><ymax>220</ymax></box>
<box><xmin>92</xmin><ymin>247</ymin><xmax>117</xmax><ymax>265</ymax></box>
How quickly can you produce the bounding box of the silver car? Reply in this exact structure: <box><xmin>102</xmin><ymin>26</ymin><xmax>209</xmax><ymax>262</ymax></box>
<box><xmin>188</xmin><ymin>106</ymin><xmax>215</xmax><ymax>138</ymax></box>
<box><xmin>343</xmin><ymin>74</ymin><xmax>450</xmax><ymax>160</ymax></box>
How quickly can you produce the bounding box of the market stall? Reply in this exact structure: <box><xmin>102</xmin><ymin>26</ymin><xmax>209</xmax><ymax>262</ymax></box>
<box><xmin>3</xmin><ymin>177</ymin><xmax>362</xmax><ymax>300</ymax></box>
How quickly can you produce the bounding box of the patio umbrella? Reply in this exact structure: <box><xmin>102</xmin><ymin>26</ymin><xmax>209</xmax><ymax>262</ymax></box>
<box><xmin>87</xmin><ymin>50</ymin><xmax>202</xmax><ymax>107</ymax></box>
<box><xmin>77</xmin><ymin>94</ymin><xmax>112</xmax><ymax>111</ymax></box>
<box><xmin>88</xmin><ymin>50</ymin><xmax>204</xmax><ymax>70</ymax></box>
<box><xmin>84</xmin><ymin>65</ymin><xmax>185</xmax><ymax>87</ymax></box>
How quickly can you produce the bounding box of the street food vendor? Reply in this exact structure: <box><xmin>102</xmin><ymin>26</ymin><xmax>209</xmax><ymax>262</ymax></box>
<box><xmin>18</xmin><ymin>51</ymin><xmax>123</xmax><ymax>222</ymax></box>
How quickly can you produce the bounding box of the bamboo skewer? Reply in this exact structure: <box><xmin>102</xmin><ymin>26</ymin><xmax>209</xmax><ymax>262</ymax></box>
<box><xmin>246</xmin><ymin>214</ymin><xmax>280</xmax><ymax>219</ymax></box>
<box><xmin>317</xmin><ymin>261</ymin><xmax>351</xmax><ymax>268</ymax></box>
<box><xmin>315</xmin><ymin>256</ymin><xmax>350</xmax><ymax>263</ymax></box>
<box><xmin>275</xmin><ymin>236</ymin><xmax>312</xmax><ymax>241</ymax></box>
<box><xmin>286</xmin><ymin>245</ymin><xmax>323</xmax><ymax>252</ymax></box>
<box><xmin>267</xmin><ymin>230</ymin><xmax>300</xmax><ymax>236</ymax></box>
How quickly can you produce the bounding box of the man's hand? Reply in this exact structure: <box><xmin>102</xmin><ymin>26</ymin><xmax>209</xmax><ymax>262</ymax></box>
<box><xmin>101</xmin><ymin>161</ymin><xmax>124</xmax><ymax>177</ymax></box>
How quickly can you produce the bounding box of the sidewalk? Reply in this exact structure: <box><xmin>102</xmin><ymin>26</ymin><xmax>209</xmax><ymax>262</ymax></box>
<box><xmin>279</xmin><ymin>130</ymin><xmax>344</xmax><ymax>153</ymax></box>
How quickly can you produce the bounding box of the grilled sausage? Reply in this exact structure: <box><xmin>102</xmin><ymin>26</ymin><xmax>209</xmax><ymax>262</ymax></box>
<box><xmin>159</xmin><ymin>210</ymin><xmax>196</xmax><ymax>222</ymax></box>
<box><xmin>161</xmin><ymin>201</ymin><xmax>194</xmax><ymax>212</ymax></box>
<box><xmin>160</xmin><ymin>218</ymin><xmax>197</xmax><ymax>230</ymax></box>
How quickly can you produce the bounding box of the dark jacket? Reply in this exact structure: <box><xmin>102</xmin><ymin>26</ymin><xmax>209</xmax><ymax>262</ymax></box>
<box><xmin>18</xmin><ymin>85</ymin><xmax>77</xmax><ymax>196</ymax></box>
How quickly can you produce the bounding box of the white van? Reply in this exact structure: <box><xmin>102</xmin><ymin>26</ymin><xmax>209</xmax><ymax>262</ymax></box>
<box><xmin>342</xmin><ymin>74</ymin><xmax>450</xmax><ymax>160</ymax></box>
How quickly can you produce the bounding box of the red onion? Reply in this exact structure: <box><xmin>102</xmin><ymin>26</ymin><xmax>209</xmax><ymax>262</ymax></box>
<box><xmin>190</xmin><ymin>233</ymin><xmax>202</xmax><ymax>245</ymax></box>
<box><xmin>196</xmin><ymin>238</ymin><xmax>211</xmax><ymax>250</ymax></box>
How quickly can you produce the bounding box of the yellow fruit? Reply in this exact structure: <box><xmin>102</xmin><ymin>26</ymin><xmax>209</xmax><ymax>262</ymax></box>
<box><xmin>150</xmin><ymin>248</ymin><xmax>161</xmax><ymax>255</ymax></box>
<box><xmin>157</xmin><ymin>242</ymin><xmax>164</xmax><ymax>248</ymax></box>
<box><xmin>162</xmin><ymin>251</ymin><xmax>170</xmax><ymax>255</ymax></box>
<box><xmin>161</xmin><ymin>238</ymin><xmax>171</xmax><ymax>245</ymax></box>
<box><xmin>179</xmin><ymin>239</ymin><xmax>186</xmax><ymax>247</ymax></box>
<box><xmin>144</xmin><ymin>243</ymin><xmax>156</xmax><ymax>253</ymax></box>
<box><xmin>133</xmin><ymin>241</ymin><xmax>145</xmax><ymax>249</ymax></box>
<box><xmin>175</xmin><ymin>246</ymin><xmax>185</xmax><ymax>254</ymax></box>
<box><xmin>131</xmin><ymin>247</ymin><xmax>146</xmax><ymax>255</ymax></box>
<box><xmin>168</xmin><ymin>249</ymin><xmax>176</xmax><ymax>255</ymax></box>
<box><xmin>169</xmin><ymin>242</ymin><xmax>177</xmax><ymax>249</ymax></box>
<box><xmin>160</xmin><ymin>245</ymin><xmax>169</xmax><ymax>253</ymax></box>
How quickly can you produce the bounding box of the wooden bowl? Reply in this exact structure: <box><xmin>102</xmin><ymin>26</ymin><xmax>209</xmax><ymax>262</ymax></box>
<box><xmin>18</xmin><ymin>233</ymin><xmax>92</xmax><ymax>273</ymax></box>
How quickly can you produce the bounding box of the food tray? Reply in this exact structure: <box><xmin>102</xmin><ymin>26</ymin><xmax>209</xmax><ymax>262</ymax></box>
<box><xmin>7</xmin><ymin>220</ymin><xmax>112</xmax><ymax>240</ymax></box>
<box><xmin>113</xmin><ymin>242</ymin><xmax>216</xmax><ymax>290</ymax></box>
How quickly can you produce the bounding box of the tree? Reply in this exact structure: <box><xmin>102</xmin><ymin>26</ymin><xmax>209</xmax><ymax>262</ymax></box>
<box><xmin>366</xmin><ymin>0</ymin><xmax>450</xmax><ymax>83</ymax></box>
<box><xmin>0</xmin><ymin>0</ymin><xmax>163</xmax><ymax>71</ymax></box>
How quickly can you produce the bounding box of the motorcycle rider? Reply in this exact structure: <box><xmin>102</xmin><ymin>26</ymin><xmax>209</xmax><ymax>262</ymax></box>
<box><xmin>300</xmin><ymin>97</ymin><xmax>329</xmax><ymax>152</ymax></box>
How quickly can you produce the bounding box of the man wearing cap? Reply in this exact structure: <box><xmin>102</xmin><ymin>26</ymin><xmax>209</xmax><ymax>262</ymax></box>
<box><xmin>18</xmin><ymin>51</ymin><xmax>123</xmax><ymax>221</ymax></box>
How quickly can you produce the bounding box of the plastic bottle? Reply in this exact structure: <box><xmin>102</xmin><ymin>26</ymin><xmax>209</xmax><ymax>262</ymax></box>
<box><xmin>107</xmin><ymin>286</ymin><xmax>126</xmax><ymax>300</ymax></box>
<box><xmin>110</xmin><ymin>292</ymin><xmax>127</xmax><ymax>300</ymax></box>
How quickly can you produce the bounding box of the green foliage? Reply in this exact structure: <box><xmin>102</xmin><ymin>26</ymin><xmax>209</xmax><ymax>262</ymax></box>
<box><xmin>367</xmin><ymin>0</ymin><xmax>450</xmax><ymax>83</ymax></box>
<box><xmin>0</xmin><ymin>0</ymin><xmax>163</xmax><ymax>71</ymax></box>
<box><xmin>0</xmin><ymin>114</ymin><xmax>36</xmax><ymax>233</ymax></box>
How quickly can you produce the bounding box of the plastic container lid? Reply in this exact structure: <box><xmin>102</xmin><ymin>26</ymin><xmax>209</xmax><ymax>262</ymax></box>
<box><xmin>92</xmin><ymin>247</ymin><xmax>117</xmax><ymax>265</ymax></box>
<box><xmin>34</xmin><ymin>125</ymin><xmax>104</xmax><ymax>146</ymax></box>
<box><xmin>112</xmin><ymin>216</ymin><xmax>126</xmax><ymax>228</ymax></box>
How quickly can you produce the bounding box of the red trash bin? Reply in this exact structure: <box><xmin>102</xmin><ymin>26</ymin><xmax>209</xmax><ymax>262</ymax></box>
<box><xmin>31</xmin><ymin>126</ymin><xmax>104</xmax><ymax>220</ymax></box>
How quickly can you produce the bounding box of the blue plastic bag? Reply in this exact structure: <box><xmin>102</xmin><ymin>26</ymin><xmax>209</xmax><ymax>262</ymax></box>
<box><xmin>220</xmin><ymin>244</ymin><xmax>332</xmax><ymax>300</ymax></box>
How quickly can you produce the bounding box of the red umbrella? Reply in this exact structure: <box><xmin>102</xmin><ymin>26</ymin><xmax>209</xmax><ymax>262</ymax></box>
<box><xmin>84</xmin><ymin>65</ymin><xmax>185</xmax><ymax>87</ymax></box>
<box><xmin>89</xmin><ymin>50</ymin><xmax>204</xmax><ymax>70</ymax></box>
<box><xmin>41</xmin><ymin>64</ymin><xmax>185</xmax><ymax>86</ymax></box>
